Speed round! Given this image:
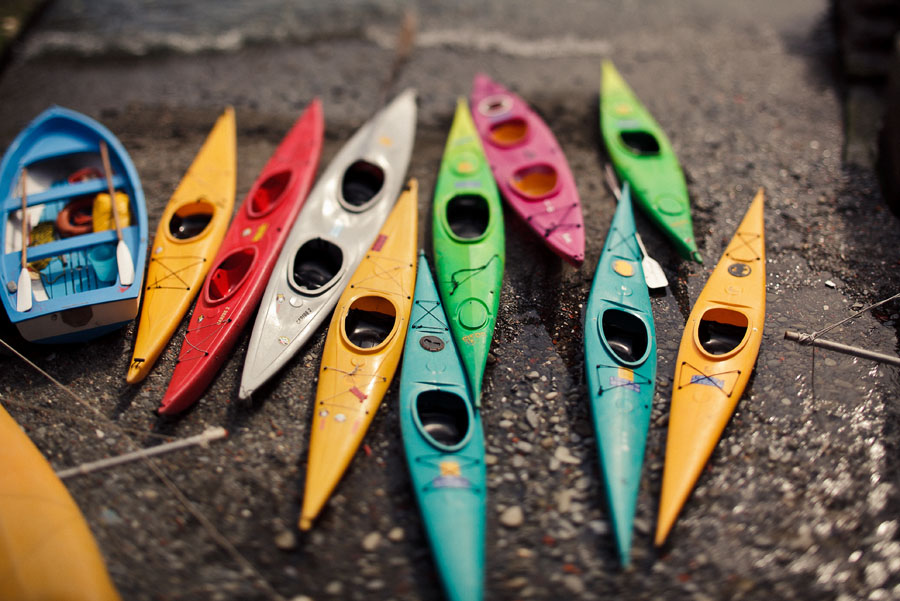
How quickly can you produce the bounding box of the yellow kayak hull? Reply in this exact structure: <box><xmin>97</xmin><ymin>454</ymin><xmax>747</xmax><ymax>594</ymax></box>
<box><xmin>656</xmin><ymin>189</ymin><xmax>766</xmax><ymax>545</ymax></box>
<box><xmin>127</xmin><ymin>108</ymin><xmax>237</xmax><ymax>384</ymax></box>
<box><xmin>0</xmin><ymin>404</ymin><xmax>121</xmax><ymax>601</ymax></box>
<box><xmin>300</xmin><ymin>179</ymin><xmax>418</xmax><ymax>530</ymax></box>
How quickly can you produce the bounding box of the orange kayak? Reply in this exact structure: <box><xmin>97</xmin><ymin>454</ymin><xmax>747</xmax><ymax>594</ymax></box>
<box><xmin>0</xmin><ymin>403</ymin><xmax>120</xmax><ymax>600</ymax></box>
<box><xmin>656</xmin><ymin>189</ymin><xmax>765</xmax><ymax>545</ymax></box>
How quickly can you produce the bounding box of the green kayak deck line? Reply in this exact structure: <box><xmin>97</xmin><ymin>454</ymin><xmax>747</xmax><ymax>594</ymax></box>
<box><xmin>600</xmin><ymin>60</ymin><xmax>702</xmax><ymax>263</ymax></box>
<box><xmin>432</xmin><ymin>98</ymin><xmax>505</xmax><ymax>405</ymax></box>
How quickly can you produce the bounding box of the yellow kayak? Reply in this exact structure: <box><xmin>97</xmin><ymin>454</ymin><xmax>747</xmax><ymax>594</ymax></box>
<box><xmin>656</xmin><ymin>189</ymin><xmax>765</xmax><ymax>545</ymax></box>
<box><xmin>0</xmin><ymin>403</ymin><xmax>121</xmax><ymax>601</ymax></box>
<box><xmin>127</xmin><ymin>108</ymin><xmax>237</xmax><ymax>384</ymax></box>
<box><xmin>300</xmin><ymin>179</ymin><xmax>418</xmax><ymax>530</ymax></box>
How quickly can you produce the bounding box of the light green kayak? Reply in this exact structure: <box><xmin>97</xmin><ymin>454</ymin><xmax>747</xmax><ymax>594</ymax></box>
<box><xmin>600</xmin><ymin>60</ymin><xmax>701</xmax><ymax>263</ymax></box>
<box><xmin>432</xmin><ymin>99</ymin><xmax>505</xmax><ymax>405</ymax></box>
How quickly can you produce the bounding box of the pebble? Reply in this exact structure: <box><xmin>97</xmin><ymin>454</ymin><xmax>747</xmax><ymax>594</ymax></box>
<box><xmin>387</xmin><ymin>527</ymin><xmax>404</xmax><ymax>542</ymax></box>
<box><xmin>554</xmin><ymin>446</ymin><xmax>580</xmax><ymax>464</ymax></box>
<box><xmin>485</xmin><ymin>454</ymin><xmax>498</xmax><ymax>466</ymax></box>
<box><xmin>556</xmin><ymin>489</ymin><xmax>574</xmax><ymax>513</ymax></box>
<box><xmin>527</xmin><ymin>370</ymin><xmax>540</xmax><ymax>379</ymax></box>
<box><xmin>545</xmin><ymin>391</ymin><xmax>559</xmax><ymax>400</ymax></box>
<box><xmin>512</xmin><ymin>455</ymin><xmax>526</xmax><ymax>468</ymax></box>
<box><xmin>289</xmin><ymin>596</ymin><xmax>313</xmax><ymax>601</ymax></box>
<box><xmin>274</xmin><ymin>530</ymin><xmax>297</xmax><ymax>551</ymax></box>
<box><xmin>505</xmin><ymin>576</ymin><xmax>528</xmax><ymax>589</ymax></box>
<box><xmin>500</xmin><ymin>505</ymin><xmax>524</xmax><ymax>527</ymax></box>
<box><xmin>366</xmin><ymin>579</ymin><xmax>385</xmax><ymax>591</ymax></box>
<box><xmin>516</xmin><ymin>440</ymin><xmax>534</xmax><ymax>453</ymax></box>
<box><xmin>361</xmin><ymin>531</ymin><xmax>381</xmax><ymax>552</ymax></box>
<box><xmin>526</xmin><ymin>407</ymin><xmax>540</xmax><ymax>429</ymax></box>
<box><xmin>562</xmin><ymin>574</ymin><xmax>585</xmax><ymax>594</ymax></box>
<box><xmin>499</xmin><ymin>419</ymin><xmax>514</xmax><ymax>429</ymax></box>
<box><xmin>540</xmin><ymin>437</ymin><xmax>554</xmax><ymax>449</ymax></box>
<box><xmin>825</xmin><ymin>280</ymin><xmax>836</xmax><ymax>288</ymax></box>
<box><xmin>325</xmin><ymin>580</ymin><xmax>343</xmax><ymax>595</ymax></box>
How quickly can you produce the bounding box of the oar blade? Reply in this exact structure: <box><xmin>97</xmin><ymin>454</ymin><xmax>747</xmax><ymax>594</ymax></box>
<box><xmin>16</xmin><ymin>267</ymin><xmax>32</xmax><ymax>312</ymax></box>
<box><xmin>642</xmin><ymin>256</ymin><xmax>669</xmax><ymax>289</ymax></box>
<box><xmin>116</xmin><ymin>240</ymin><xmax>134</xmax><ymax>286</ymax></box>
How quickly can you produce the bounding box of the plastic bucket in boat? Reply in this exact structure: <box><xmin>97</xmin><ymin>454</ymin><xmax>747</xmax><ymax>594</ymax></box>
<box><xmin>89</xmin><ymin>244</ymin><xmax>117</xmax><ymax>282</ymax></box>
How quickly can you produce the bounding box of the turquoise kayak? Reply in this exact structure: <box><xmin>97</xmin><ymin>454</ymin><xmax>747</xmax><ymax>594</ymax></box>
<box><xmin>583</xmin><ymin>184</ymin><xmax>657</xmax><ymax>566</ymax></box>
<box><xmin>399</xmin><ymin>253</ymin><xmax>486</xmax><ymax>601</ymax></box>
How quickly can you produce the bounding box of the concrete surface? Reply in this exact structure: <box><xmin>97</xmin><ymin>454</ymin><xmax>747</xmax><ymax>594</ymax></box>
<box><xmin>0</xmin><ymin>1</ymin><xmax>898</xmax><ymax>600</ymax></box>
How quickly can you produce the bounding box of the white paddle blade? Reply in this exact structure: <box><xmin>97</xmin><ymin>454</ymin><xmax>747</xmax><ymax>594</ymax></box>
<box><xmin>642</xmin><ymin>257</ymin><xmax>669</xmax><ymax>290</ymax></box>
<box><xmin>16</xmin><ymin>267</ymin><xmax>32</xmax><ymax>312</ymax></box>
<box><xmin>116</xmin><ymin>240</ymin><xmax>135</xmax><ymax>286</ymax></box>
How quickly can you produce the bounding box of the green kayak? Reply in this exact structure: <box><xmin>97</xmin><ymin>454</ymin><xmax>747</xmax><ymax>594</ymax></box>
<box><xmin>600</xmin><ymin>60</ymin><xmax>702</xmax><ymax>263</ymax></box>
<box><xmin>432</xmin><ymin>99</ymin><xmax>505</xmax><ymax>405</ymax></box>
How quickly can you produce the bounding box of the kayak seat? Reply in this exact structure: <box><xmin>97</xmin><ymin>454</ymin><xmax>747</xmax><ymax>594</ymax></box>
<box><xmin>446</xmin><ymin>194</ymin><xmax>489</xmax><ymax>239</ymax></box>
<box><xmin>698</xmin><ymin>314</ymin><xmax>748</xmax><ymax>356</ymax></box>
<box><xmin>416</xmin><ymin>390</ymin><xmax>470</xmax><ymax>448</ymax></box>
<box><xmin>344</xmin><ymin>297</ymin><xmax>396</xmax><ymax>348</ymax></box>
<box><xmin>511</xmin><ymin>164</ymin><xmax>558</xmax><ymax>199</ymax></box>
<box><xmin>292</xmin><ymin>238</ymin><xmax>343</xmax><ymax>290</ymax></box>
<box><xmin>489</xmin><ymin>118</ymin><xmax>529</xmax><ymax>147</ymax></box>
<box><xmin>250</xmin><ymin>170</ymin><xmax>290</xmax><ymax>216</ymax></box>
<box><xmin>208</xmin><ymin>248</ymin><xmax>255</xmax><ymax>302</ymax></box>
<box><xmin>169</xmin><ymin>201</ymin><xmax>214</xmax><ymax>240</ymax></box>
<box><xmin>341</xmin><ymin>160</ymin><xmax>384</xmax><ymax>208</ymax></box>
<box><xmin>601</xmin><ymin>308</ymin><xmax>649</xmax><ymax>364</ymax></box>
<box><xmin>620</xmin><ymin>130</ymin><xmax>661</xmax><ymax>156</ymax></box>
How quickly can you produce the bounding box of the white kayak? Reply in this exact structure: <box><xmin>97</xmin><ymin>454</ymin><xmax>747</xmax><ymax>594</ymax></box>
<box><xmin>239</xmin><ymin>89</ymin><xmax>417</xmax><ymax>398</ymax></box>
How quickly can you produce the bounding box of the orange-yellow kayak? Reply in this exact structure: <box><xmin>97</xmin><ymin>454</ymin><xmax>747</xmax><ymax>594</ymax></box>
<box><xmin>300</xmin><ymin>179</ymin><xmax>418</xmax><ymax>530</ymax></box>
<box><xmin>656</xmin><ymin>188</ymin><xmax>765</xmax><ymax>545</ymax></box>
<box><xmin>127</xmin><ymin>108</ymin><xmax>236</xmax><ymax>384</ymax></box>
<box><xmin>0</xmin><ymin>403</ymin><xmax>121</xmax><ymax>601</ymax></box>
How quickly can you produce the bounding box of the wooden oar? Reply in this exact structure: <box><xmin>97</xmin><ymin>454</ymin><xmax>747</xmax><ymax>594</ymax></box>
<box><xmin>98</xmin><ymin>140</ymin><xmax>135</xmax><ymax>286</ymax></box>
<box><xmin>602</xmin><ymin>164</ymin><xmax>668</xmax><ymax>289</ymax></box>
<box><xmin>16</xmin><ymin>169</ymin><xmax>32</xmax><ymax>312</ymax></box>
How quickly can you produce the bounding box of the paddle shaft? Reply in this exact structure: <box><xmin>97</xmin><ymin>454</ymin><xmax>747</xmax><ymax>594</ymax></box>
<box><xmin>19</xmin><ymin>169</ymin><xmax>27</xmax><ymax>267</ymax></box>
<box><xmin>784</xmin><ymin>330</ymin><xmax>900</xmax><ymax>367</ymax></box>
<box><xmin>99</xmin><ymin>140</ymin><xmax>124</xmax><ymax>241</ymax></box>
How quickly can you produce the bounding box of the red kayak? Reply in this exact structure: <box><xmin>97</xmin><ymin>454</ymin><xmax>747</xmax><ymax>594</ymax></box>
<box><xmin>159</xmin><ymin>100</ymin><xmax>323</xmax><ymax>414</ymax></box>
<box><xmin>470</xmin><ymin>74</ymin><xmax>585</xmax><ymax>265</ymax></box>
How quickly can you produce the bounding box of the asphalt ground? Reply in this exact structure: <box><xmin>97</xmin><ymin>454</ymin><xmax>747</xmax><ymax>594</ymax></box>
<box><xmin>0</xmin><ymin>1</ymin><xmax>898</xmax><ymax>600</ymax></box>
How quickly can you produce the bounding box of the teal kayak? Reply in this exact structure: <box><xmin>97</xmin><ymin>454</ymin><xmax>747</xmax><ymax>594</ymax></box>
<box><xmin>583</xmin><ymin>184</ymin><xmax>657</xmax><ymax>566</ymax></box>
<box><xmin>399</xmin><ymin>253</ymin><xmax>486</xmax><ymax>601</ymax></box>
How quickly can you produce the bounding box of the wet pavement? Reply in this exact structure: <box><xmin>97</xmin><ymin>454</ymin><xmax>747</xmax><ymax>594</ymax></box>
<box><xmin>0</xmin><ymin>1</ymin><xmax>898</xmax><ymax>600</ymax></box>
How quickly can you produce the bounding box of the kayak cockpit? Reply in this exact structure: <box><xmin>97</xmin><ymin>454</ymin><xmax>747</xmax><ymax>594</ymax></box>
<box><xmin>291</xmin><ymin>237</ymin><xmax>343</xmax><ymax>293</ymax></box>
<box><xmin>489</xmin><ymin>117</ymin><xmax>529</xmax><ymax>147</ymax></box>
<box><xmin>510</xmin><ymin>164</ymin><xmax>558</xmax><ymax>200</ymax></box>
<box><xmin>169</xmin><ymin>200</ymin><xmax>214</xmax><ymax>240</ymax></box>
<box><xmin>446</xmin><ymin>194</ymin><xmax>490</xmax><ymax>240</ymax></box>
<box><xmin>416</xmin><ymin>389</ymin><xmax>471</xmax><ymax>450</ymax></box>
<box><xmin>341</xmin><ymin>160</ymin><xmax>384</xmax><ymax>211</ymax></box>
<box><xmin>207</xmin><ymin>247</ymin><xmax>255</xmax><ymax>303</ymax></box>
<box><xmin>697</xmin><ymin>307</ymin><xmax>749</xmax><ymax>357</ymax></box>
<box><xmin>619</xmin><ymin>130</ymin><xmax>661</xmax><ymax>156</ymax></box>
<box><xmin>248</xmin><ymin>170</ymin><xmax>291</xmax><ymax>217</ymax></box>
<box><xmin>600</xmin><ymin>308</ymin><xmax>650</xmax><ymax>366</ymax></box>
<box><xmin>343</xmin><ymin>296</ymin><xmax>396</xmax><ymax>350</ymax></box>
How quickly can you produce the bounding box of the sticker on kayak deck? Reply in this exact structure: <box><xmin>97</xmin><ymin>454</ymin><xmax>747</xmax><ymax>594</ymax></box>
<box><xmin>613</xmin><ymin>259</ymin><xmax>634</xmax><ymax>277</ymax></box>
<box><xmin>728</xmin><ymin>263</ymin><xmax>751</xmax><ymax>277</ymax></box>
<box><xmin>609</xmin><ymin>376</ymin><xmax>640</xmax><ymax>393</ymax></box>
<box><xmin>431</xmin><ymin>460</ymin><xmax>471</xmax><ymax>489</ymax></box>
<box><xmin>371</xmin><ymin>234</ymin><xmax>388</xmax><ymax>252</ymax></box>
<box><xmin>478</xmin><ymin>95</ymin><xmax>512</xmax><ymax>117</ymax></box>
<box><xmin>420</xmin><ymin>335</ymin><xmax>444</xmax><ymax>352</ymax></box>
<box><xmin>690</xmin><ymin>374</ymin><xmax>725</xmax><ymax>388</ymax></box>
<box><xmin>379</xmin><ymin>136</ymin><xmax>393</xmax><ymax>147</ymax></box>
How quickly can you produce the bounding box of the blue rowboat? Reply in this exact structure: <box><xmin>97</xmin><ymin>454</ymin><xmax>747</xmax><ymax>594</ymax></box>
<box><xmin>399</xmin><ymin>253</ymin><xmax>486</xmax><ymax>601</ymax></box>
<box><xmin>584</xmin><ymin>184</ymin><xmax>657</xmax><ymax>566</ymax></box>
<box><xmin>0</xmin><ymin>106</ymin><xmax>147</xmax><ymax>343</ymax></box>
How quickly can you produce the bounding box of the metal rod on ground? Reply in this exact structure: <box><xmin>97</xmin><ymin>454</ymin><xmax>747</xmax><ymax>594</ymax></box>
<box><xmin>784</xmin><ymin>330</ymin><xmax>900</xmax><ymax>367</ymax></box>
<box><xmin>57</xmin><ymin>426</ymin><xmax>228</xmax><ymax>479</ymax></box>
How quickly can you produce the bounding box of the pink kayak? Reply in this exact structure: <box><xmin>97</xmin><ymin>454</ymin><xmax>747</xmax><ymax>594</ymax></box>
<box><xmin>469</xmin><ymin>73</ymin><xmax>585</xmax><ymax>265</ymax></box>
